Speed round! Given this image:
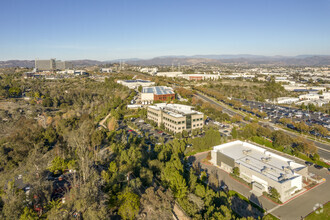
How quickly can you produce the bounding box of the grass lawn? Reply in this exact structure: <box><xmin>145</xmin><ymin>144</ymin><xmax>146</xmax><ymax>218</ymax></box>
<box><xmin>305</xmin><ymin>202</ymin><xmax>330</xmax><ymax>220</ymax></box>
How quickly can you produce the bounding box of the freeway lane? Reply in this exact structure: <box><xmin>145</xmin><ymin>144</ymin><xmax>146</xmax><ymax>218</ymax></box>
<box><xmin>195</xmin><ymin>92</ymin><xmax>247</xmax><ymax>125</ymax></box>
<box><xmin>195</xmin><ymin>92</ymin><xmax>330</xmax><ymax>161</ymax></box>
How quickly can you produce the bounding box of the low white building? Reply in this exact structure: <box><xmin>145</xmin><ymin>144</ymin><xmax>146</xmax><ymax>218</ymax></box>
<box><xmin>178</xmin><ymin>74</ymin><xmax>221</xmax><ymax>81</ymax></box>
<box><xmin>140</xmin><ymin>67</ymin><xmax>158</xmax><ymax>75</ymax></box>
<box><xmin>117</xmin><ymin>79</ymin><xmax>155</xmax><ymax>89</ymax></box>
<box><xmin>211</xmin><ymin>141</ymin><xmax>307</xmax><ymax>202</ymax></box>
<box><xmin>100</xmin><ymin>68</ymin><xmax>113</xmax><ymax>73</ymax></box>
<box><xmin>156</xmin><ymin>72</ymin><xmax>183</xmax><ymax>78</ymax></box>
<box><xmin>276</xmin><ymin>97</ymin><xmax>299</xmax><ymax>104</ymax></box>
<box><xmin>299</xmin><ymin>93</ymin><xmax>320</xmax><ymax>101</ymax></box>
<box><xmin>284</xmin><ymin>85</ymin><xmax>326</xmax><ymax>92</ymax></box>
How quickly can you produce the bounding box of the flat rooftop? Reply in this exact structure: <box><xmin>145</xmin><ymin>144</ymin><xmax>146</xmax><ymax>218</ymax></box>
<box><xmin>149</xmin><ymin>103</ymin><xmax>203</xmax><ymax>118</ymax></box>
<box><xmin>142</xmin><ymin>86</ymin><xmax>174</xmax><ymax>95</ymax></box>
<box><xmin>123</xmin><ymin>79</ymin><xmax>152</xmax><ymax>83</ymax></box>
<box><xmin>213</xmin><ymin>141</ymin><xmax>305</xmax><ymax>183</ymax></box>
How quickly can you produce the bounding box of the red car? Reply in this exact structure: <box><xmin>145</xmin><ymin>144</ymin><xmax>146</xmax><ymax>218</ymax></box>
<box><xmin>128</xmin><ymin>130</ymin><xmax>134</xmax><ymax>132</ymax></box>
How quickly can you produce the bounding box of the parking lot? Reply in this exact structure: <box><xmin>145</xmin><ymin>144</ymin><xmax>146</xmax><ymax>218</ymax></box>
<box><xmin>238</xmin><ymin>99</ymin><xmax>330</xmax><ymax>139</ymax></box>
<box><xmin>129</xmin><ymin>118</ymin><xmax>174</xmax><ymax>144</ymax></box>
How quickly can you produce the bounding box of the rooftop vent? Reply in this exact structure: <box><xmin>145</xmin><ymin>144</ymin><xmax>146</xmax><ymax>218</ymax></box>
<box><xmin>245</xmin><ymin>158</ymin><xmax>250</xmax><ymax>163</ymax></box>
<box><xmin>283</xmin><ymin>166</ymin><xmax>293</xmax><ymax>174</ymax></box>
<box><xmin>243</xmin><ymin>149</ymin><xmax>252</xmax><ymax>155</ymax></box>
<box><xmin>261</xmin><ymin>157</ymin><xmax>271</xmax><ymax>163</ymax></box>
<box><xmin>261</xmin><ymin>166</ymin><xmax>269</xmax><ymax>173</ymax></box>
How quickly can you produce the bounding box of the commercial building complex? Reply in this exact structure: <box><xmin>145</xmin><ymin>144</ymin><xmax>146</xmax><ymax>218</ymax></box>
<box><xmin>211</xmin><ymin>141</ymin><xmax>308</xmax><ymax>202</ymax></box>
<box><xmin>147</xmin><ymin>103</ymin><xmax>204</xmax><ymax>133</ymax></box>
<box><xmin>155</xmin><ymin>72</ymin><xmax>220</xmax><ymax>81</ymax></box>
<box><xmin>117</xmin><ymin>79</ymin><xmax>155</xmax><ymax>89</ymax></box>
<box><xmin>141</xmin><ymin>86</ymin><xmax>175</xmax><ymax>104</ymax></box>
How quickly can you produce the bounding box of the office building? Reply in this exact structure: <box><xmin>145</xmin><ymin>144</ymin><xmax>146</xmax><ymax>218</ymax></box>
<box><xmin>56</xmin><ymin>61</ymin><xmax>73</xmax><ymax>70</ymax></box>
<box><xmin>147</xmin><ymin>103</ymin><xmax>204</xmax><ymax>133</ymax></box>
<box><xmin>35</xmin><ymin>59</ymin><xmax>56</xmax><ymax>71</ymax></box>
<box><xmin>141</xmin><ymin>86</ymin><xmax>175</xmax><ymax>104</ymax></box>
<box><xmin>210</xmin><ymin>140</ymin><xmax>308</xmax><ymax>202</ymax></box>
<box><xmin>35</xmin><ymin>59</ymin><xmax>73</xmax><ymax>71</ymax></box>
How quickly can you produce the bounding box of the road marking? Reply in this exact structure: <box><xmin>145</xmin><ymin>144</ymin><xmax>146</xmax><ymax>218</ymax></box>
<box><xmin>267</xmin><ymin>205</ymin><xmax>280</xmax><ymax>214</ymax></box>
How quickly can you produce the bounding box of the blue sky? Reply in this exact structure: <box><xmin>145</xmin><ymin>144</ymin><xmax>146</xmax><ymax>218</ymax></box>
<box><xmin>0</xmin><ymin>0</ymin><xmax>329</xmax><ymax>60</ymax></box>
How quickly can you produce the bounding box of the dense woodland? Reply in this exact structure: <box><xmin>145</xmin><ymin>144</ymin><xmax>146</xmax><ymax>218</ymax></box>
<box><xmin>0</xmin><ymin>72</ymin><xmax>279</xmax><ymax>219</ymax></box>
<box><xmin>0</xmin><ymin>70</ymin><xmax>327</xmax><ymax>219</ymax></box>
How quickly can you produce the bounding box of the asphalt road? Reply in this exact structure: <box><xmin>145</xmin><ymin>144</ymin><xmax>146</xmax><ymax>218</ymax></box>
<box><xmin>195</xmin><ymin>92</ymin><xmax>330</xmax><ymax>161</ymax></box>
<box><xmin>195</xmin><ymin>92</ymin><xmax>247</xmax><ymax>125</ymax></box>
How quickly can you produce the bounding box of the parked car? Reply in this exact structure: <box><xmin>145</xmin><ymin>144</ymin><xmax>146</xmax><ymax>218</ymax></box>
<box><xmin>314</xmin><ymin>164</ymin><xmax>323</xmax><ymax>169</ymax></box>
<box><xmin>305</xmin><ymin>161</ymin><xmax>313</xmax><ymax>166</ymax></box>
<box><xmin>220</xmin><ymin>185</ymin><xmax>229</xmax><ymax>193</ymax></box>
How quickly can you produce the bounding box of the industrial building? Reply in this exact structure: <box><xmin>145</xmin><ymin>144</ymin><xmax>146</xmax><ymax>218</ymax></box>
<box><xmin>179</xmin><ymin>74</ymin><xmax>221</xmax><ymax>81</ymax></box>
<box><xmin>147</xmin><ymin>103</ymin><xmax>204</xmax><ymax>133</ymax></box>
<box><xmin>210</xmin><ymin>141</ymin><xmax>308</xmax><ymax>202</ymax></box>
<box><xmin>141</xmin><ymin>86</ymin><xmax>175</xmax><ymax>104</ymax></box>
<box><xmin>117</xmin><ymin>79</ymin><xmax>155</xmax><ymax>89</ymax></box>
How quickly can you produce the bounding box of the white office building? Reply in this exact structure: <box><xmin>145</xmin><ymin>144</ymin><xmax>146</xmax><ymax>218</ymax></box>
<box><xmin>211</xmin><ymin>141</ymin><xmax>308</xmax><ymax>202</ymax></box>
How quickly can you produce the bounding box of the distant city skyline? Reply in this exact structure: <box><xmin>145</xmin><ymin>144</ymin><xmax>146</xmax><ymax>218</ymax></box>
<box><xmin>1</xmin><ymin>0</ymin><xmax>330</xmax><ymax>60</ymax></box>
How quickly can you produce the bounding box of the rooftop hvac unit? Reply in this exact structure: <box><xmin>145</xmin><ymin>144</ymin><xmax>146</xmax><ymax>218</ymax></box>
<box><xmin>278</xmin><ymin>173</ymin><xmax>287</xmax><ymax>181</ymax></box>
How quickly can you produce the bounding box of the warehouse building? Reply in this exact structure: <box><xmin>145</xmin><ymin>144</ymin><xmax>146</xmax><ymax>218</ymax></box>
<box><xmin>210</xmin><ymin>141</ymin><xmax>308</xmax><ymax>202</ymax></box>
<box><xmin>147</xmin><ymin>103</ymin><xmax>204</xmax><ymax>133</ymax></box>
<box><xmin>141</xmin><ymin>86</ymin><xmax>175</xmax><ymax>104</ymax></box>
<box><xmin>117</xmin><ymin>79</ymin><xmax>155</xmax><ymax>89</ymax></box>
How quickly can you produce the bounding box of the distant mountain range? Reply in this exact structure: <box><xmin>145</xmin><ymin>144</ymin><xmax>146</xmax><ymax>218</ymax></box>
<box><xmin>1</xmin><ymin>55</ymin><xmax>330</xmax><ymax>68</ymax></box>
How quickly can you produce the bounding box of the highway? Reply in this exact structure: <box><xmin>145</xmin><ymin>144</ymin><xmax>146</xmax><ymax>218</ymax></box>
<box><xmin>195</xmin><ymin>92</ymin><xmax>330</xmax><ymax>161</ymax></box>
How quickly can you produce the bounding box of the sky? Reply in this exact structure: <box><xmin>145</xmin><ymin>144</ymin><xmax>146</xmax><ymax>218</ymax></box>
<box><xmin>0</xmin><ymin>0</ymin><xmax>330</xmax><ymax>60</ymax></box>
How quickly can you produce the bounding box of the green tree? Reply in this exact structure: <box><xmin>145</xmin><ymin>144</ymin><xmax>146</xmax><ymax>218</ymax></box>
<box><xmin>269</xmin><ymin>187</ymin><xmax>280</xmax><ymax>200</ymax></box>
<box><xmin>118</xmin><ymin>192</ymin><xmax>140</xmax><ymax>220</ymax></box>
<box><xmin>231</xmin><ymin>127</ymin><xmax>238</xmax><ymax>139</ymax></box>
<box><xmin>8</xmin><ymin>87</ymin><xmax>22</xmax><ymax>97</ymax></box>
<box><xmin>232</xmin><ymin>167</ymin><xmax>240</xmax><ymax>177</ymax></box>
<box><xmin>19</xmin><ymin>207</ymin><xmax>38</xmax><ymax>220</ymax></box>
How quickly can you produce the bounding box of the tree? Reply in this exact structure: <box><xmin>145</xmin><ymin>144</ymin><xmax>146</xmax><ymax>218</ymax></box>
<box><xmin>118</xmin><ymin>192</ymin><xmax>140</xmax><ymax>220</ymax></box>
<box><xmin>8</xmin><ymin>87</ymin><xmax>21</xmax><ymax>97</ymax></box>
<box><xmin>294</xmin><ymin>121</ymin><xmax>310</xmax><ymax>133</ymax></box>
<box><xmin>232</xmin><ymin>167</ymin><xmax>240</xmax><ymax>177</ymax></box>
<box><xmin>231</xmin><ymin>114</ymin><xmax>242</xmax><ymax>123</ymax></box>
<box><xmin>314</xmin><ymin>124</ymin><xmax>329</xmax><ymax>137</ymax></box>
<box><xmin>138</xmin><ymin>85</ymin><xmax>142</xmax><ymax>92</ymax></box>
<box><xmin>19</xmin><ymin>207</ymin><xmax>38</xmax><ymax>220</ymax></box>
<box><xmin>231</xmin><ymin>127</ymin><xmax>238</xmax><ymax>139</ymax></box>
<box><xmin>269</xmin><ymin>187</ymin><xmax>280</xmax><ymax>200</ymax></box>
<box><xmin>272</xmin><ymin>131</ymin><xmax>292</xmax><ymax>148</ymax></box>
<box><xmin>42</xmin><ymin>97</ymin><xmax>53</xmax><ymax>107</ymax></box>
